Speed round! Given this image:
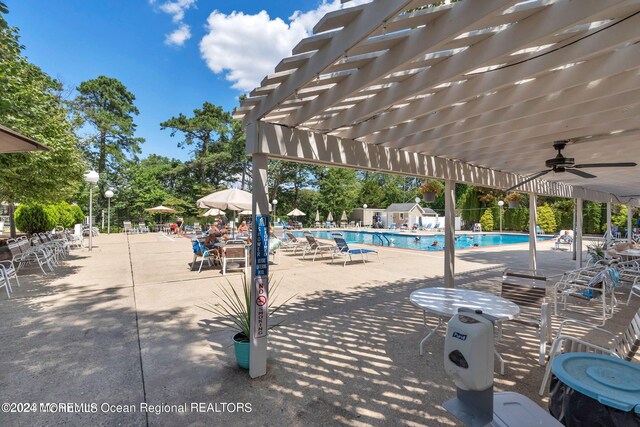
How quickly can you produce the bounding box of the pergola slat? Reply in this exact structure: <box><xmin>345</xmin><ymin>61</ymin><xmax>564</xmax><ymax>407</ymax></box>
<box><xmin>315</xmin><ymin>0</ymin><xmax>628</xmax><ymax>132</ymax></box>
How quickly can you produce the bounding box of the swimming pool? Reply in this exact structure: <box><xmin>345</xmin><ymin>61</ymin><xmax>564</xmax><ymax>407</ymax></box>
<box><xmin>293</xmin><ymin>230</ymin><xmax>552</xmax><ymax>251</ymax></box>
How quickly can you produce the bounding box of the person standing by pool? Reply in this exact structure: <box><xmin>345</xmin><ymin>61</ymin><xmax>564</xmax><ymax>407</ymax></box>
<box><xmin>176</xmin><ymin>216</ymin><xmax>183</xmax><ymax>235</ymax></box>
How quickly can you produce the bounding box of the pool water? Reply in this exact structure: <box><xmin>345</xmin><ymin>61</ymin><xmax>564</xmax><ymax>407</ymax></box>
<box><xmin>293</xmin><ymin>230</ymin><xmax>552</xmax><ymax>251</ymax></box>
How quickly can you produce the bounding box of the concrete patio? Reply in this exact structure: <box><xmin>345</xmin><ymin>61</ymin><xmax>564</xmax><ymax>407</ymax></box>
<box><xmin>1</xmin><ymin>232</ymin><xmax>638</xmax><ymax>426</ymax></box>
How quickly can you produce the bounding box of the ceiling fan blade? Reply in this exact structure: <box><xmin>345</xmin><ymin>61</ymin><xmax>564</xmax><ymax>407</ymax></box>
<box><xmin>574</xmin><ymin>162</ymin><xmax>637</xmax><ymax>168</ymax></box>
<box><xmin>505</xmin><ymin>170</ymin><xmax>550</xmax><ymax>193</ymax></box>
<box><xmin>565</xmin><ymin>168</ymin><xmax>597</xmax><ymax>179</ymax></box>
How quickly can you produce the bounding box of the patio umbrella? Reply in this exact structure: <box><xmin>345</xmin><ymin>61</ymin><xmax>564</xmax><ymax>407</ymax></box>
<box><xmin>341</xmin><ymin>210</ymin><xmax>348</xmax><ymax>221</ymax></box>
<box><xmin>197</xmin><ymin>189</ymin><xmax>271</xmax><ymax>235</ymax></box>
<box><xmin>0</xmin><ymin>124</ymin><xmax>50</xmax><ymax>153</ymax></box>
<box><xmin>145</xmin><ymin>205</ymin><xmax>177</xmax><ymax>226</ymax></box>
<box><xmin>327</xmin><ymin>212</ymin><xmax>334</xmax><ymax>222</ymax></box>
<box><xmin>202</xmin><ymin>208</ymin><xmax>222</xmax><ymax>217</ymax></box>
<box><xmin>287</xmin><ymin>208</ymin><xmax>305</xmax><ymax>217</ymax></box>
<box><xmin>315</xmin><ymin>210</ymin><xmax>320</xmax><ymax>222</ymax></box>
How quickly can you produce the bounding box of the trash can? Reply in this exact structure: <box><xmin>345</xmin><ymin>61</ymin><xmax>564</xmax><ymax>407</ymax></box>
<box><xmin>549</xmin><ymin>352</ymin><xmax>640</xmax><ymax>426</ymax></box>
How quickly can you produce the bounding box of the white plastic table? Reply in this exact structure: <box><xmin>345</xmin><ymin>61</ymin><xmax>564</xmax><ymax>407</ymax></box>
<box><xmin>410</xmin><ymin>287</ymin><xmax>520</xmax><ymax>374</ymax></box>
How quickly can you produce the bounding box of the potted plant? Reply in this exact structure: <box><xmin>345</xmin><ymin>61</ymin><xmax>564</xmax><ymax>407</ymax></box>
<box><xmin>200</xmin><ymin>274</ymin><xmax>293</xmax><ymax>370</ymax></box>
<box><xmin>587</xmin><ymin>239</ymin><xmax>607</xmax><ymax>262</ymax></box>
<box><xmin>504</xmin><ymin>192</ymin><xmax>523</xmax><ymax>208</ymax></box>
<box><xmin>418</xmin><ymin>180</ymin><xmax>443</xmax><ymax>203</ymax></box>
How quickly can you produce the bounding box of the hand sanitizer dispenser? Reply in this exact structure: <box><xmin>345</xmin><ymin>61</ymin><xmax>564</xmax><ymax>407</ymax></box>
<box><xmin>444</xmin><ymin>309</ymin><xmax>494</xmax><ymax>392</ymax></box>
<box><xmin>442</xmin><ymin>308</ymin><xmax>563</xmax><ymax>427</ymax></box>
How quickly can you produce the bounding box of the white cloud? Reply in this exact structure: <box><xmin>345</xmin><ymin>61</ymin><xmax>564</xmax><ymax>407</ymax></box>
<box><xmin>152</xmin><ymin>0</ymin><xmax>196</xmax><ymax>46</ymax></box>
<box><xmin>199</xmin><ymin>0</ymin><xmax>372</xmax><ymax>92</ymax></box>
<box><xmin>159</xmin><ymin>0</ymin><xmax>196</xmax><ymax>23</ymax></box>
<box><xmin>165</xmin><ymin>24</ymin><xmax>192</xmax><ymax>46</ymax></box>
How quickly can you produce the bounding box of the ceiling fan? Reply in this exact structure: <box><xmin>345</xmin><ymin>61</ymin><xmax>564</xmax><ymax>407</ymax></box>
<box><xmin>505</xmin><ymin>140</ymin><xmax>637</xmax><ymax>192</ymax></box>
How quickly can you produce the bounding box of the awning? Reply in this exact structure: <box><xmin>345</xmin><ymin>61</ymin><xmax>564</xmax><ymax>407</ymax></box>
<box><xmin>0</xmin><ymin>125</ymin><xmax>50</xmax><ymax>153</ymax></box>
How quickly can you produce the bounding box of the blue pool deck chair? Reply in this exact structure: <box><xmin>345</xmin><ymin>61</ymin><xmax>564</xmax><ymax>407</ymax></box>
<box><xmin>332</xmin><ymin>236</ymin><xmax>379</xmax><ymax>266</ymax></box>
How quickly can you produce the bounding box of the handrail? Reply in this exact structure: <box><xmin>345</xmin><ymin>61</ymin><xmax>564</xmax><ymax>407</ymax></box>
<box><xmin>372</xmin><ymin>232</ymin><xmax>390</xmax><ymax>246</ymax></box>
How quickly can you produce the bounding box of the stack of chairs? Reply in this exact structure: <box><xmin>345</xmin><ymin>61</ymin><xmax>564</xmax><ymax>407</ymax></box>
<box><xmin>553</xmin><ymin>260</ymin><xmax>640</xmax><ymax>326</ymax></box>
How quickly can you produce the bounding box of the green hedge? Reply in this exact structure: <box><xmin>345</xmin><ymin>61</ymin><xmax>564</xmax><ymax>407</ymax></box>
<box><xmin>15</xmin><ymin>202</ymin><xmax>84</xmax><ymax>234</ymax></box>
<box><xmin>15</xmin><ymin>204</ymin><xmax>54</xmax><ymax>234</ymax></box>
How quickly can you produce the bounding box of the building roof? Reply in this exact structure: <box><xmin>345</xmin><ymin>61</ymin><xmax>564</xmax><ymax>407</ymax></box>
<box><xmin>236</xmin><ymin>0</ymin><xmax>640</xmax><ymax>206</ymax></box>
<box><xmin>386</xmin><ymin>203</ymin><xmax>430</xmax><ymax>214</ymax></box>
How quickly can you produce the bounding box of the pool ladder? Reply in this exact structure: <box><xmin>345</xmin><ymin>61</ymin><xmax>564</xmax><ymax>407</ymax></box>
<box><xmin>372</xmin><ymin>232</ymin><xmax>390</xmax><ymax>246</ymax></box>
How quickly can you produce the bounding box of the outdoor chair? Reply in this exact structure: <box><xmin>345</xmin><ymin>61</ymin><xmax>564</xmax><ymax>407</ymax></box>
<box><xmin>553</xmin><ymin>266</ymin><xmax>619</xmax><ymax>325</ymax></box>
<box><xmin>222</xmin><ymin>240</ymin><xmax>248</xmax><ymax>276</ymax></box>
<box><xmin>302</xmin><ymin>232</ymin><xmax>336</xmax><ymax>262</ymax></box>
<box><xmin>500</xmin><ymin>269</ymin><xmax>552</xmax><ymax>365</ymax></box>
<box><xmin>123</xmin><ymin>221</ymin><xmax>135</xmax><ymax>234</ymax></box>
<box><xmin>0</xmin><ymin>267</ymin><xmax>12</xmax><ymax>298</ymax></box>
<box><xmin>191</xmin><ymin>239</ymin><xmax>220</xmax><ymax>273</ymax></box>
<box><xmin>539</xmin><ymin>307</ymin><xmax>640</xmax><ymax>395</ymax></box>
<box><xmin>283</xmin><ymin>232</ymin><xmax>307</xmax><ymax>254</ymax></box>
<box><xmin>138</xmin><ymin>222</ymin><xmax>149</xmax><ymax>233</ymax></box>
<box><xmin>332</xmin><ymin>236</ymin><xmax>379</xmax><ymax>267</ymax></box>
<box><xmin>7</xmin><ymin>238</ymin><xmax>54</xmax><ymax>275</ymax></box>
<box><xmin>0</xmin><ymin>258</ymin><xmax>20</xmax><ymax>292</ymax></box>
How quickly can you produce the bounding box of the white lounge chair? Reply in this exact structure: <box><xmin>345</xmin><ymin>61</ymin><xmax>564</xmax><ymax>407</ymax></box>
<box><xmin>539</xmin><ymin>308</ymin><xmax>640</xmax><ymax>395</ymax></box>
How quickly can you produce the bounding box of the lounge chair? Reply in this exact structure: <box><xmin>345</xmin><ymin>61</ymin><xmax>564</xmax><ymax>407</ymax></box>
<box><xmin>302</xmin><ymin>232</ymin><xmax>336</xmax><ymax>261</ymax></box>
<box><xmin>191</xmin><ymin>239</ymin><xmax>220</xmax><ymax>273</ymax></box>
<box><xmin>283</xmin><ymin>232</ymin><xmax>307</xmax><ymax>254</ymax></box>
<box><xmin>138</xmin><ymin>222</ymin><xmax>149</xmax><ymax>233</ymax></box>
<box><xmin>539</xmin><ymin>308</ymin><xmax>640</xmax><ymax>395</ymax></box>
<box><xmin>553</xmin><ymin>266</ymin><xmax>619</xmax><ymax>325</ymax></box>
<box><xmin>332</xmin><ymin>236</ymin><xmax>379</xmax><ymax>266</ymax></box>
<box><xmin>553</xmin><ymin>230</ymin><xmax>573</xmax><ymax>250</ymax></box>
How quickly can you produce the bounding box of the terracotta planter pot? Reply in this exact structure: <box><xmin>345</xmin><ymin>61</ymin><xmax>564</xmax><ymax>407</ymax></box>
<box><xmin>422</xmin><ymin>192</ymin><xmax>436</xmax><ymax>203</ymax></box>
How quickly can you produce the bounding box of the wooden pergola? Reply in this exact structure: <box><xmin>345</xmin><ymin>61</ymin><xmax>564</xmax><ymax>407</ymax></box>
<box><xmin>235</xmin><ymin>0</ymin><xmax>640</xmax><ymax>377</ymax></box>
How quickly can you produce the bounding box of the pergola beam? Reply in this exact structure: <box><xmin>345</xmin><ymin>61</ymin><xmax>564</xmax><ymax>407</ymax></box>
<box><xmin>247</xmin><ymin>122</ymin><xmax>629</xmax><ymax>205</ymax></box>
<box><xmin>242</xmin><ymin>0</ymin><xmax>416</xmax><ymax>126</ymax></box>
<box><xmin>286</xmin><ymin>0</ymin><xmax>519</xmax><ymax>126</ymax></box>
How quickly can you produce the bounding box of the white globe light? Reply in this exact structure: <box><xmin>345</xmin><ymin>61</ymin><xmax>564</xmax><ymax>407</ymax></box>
<box><xmin>105</xmin><ymin>190</ymin><xmax>114</xmax><ymax>198</ymax></box>
<box><xmin>415</xmin><ymin>197</ymin><xmax>421</xmax><ymax>204</ymax></box>
<box><xmin>272</xmin><ymin>199</ymin><xmax>278</xmax><ymax>205</ymax></box>
<box><xmin>498</xmin><ymin>200</ymin><xmax>505</xmax><ymax>207</ymax></box>
<box><xmin>363</xmin><ymin>204</ymin><xmax>368</xmax><ymax>209</ymax></box>
<box><xmin>84</xmin><ymin>170</ymin><xmax>99</xmax><ymax>185</ymax></box>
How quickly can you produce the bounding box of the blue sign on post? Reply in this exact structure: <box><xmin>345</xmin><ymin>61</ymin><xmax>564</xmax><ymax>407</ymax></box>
<box><xmin>253</xmin><ymin>215</ymin><xmax>270</xmax><ymax>338</ymax></box>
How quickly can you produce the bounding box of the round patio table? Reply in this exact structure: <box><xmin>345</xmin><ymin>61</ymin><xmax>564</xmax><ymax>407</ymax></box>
<box><xmin>410</xmin><ymin>287</ymin><xmax>520</xmax><ymax>374</ymax></box>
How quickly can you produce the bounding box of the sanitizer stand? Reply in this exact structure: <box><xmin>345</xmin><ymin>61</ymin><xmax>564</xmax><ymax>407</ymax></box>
<box><xmin>443</xmin><ymin>308</ymin><xmax>561</xmax><ymax>427</ymax></box>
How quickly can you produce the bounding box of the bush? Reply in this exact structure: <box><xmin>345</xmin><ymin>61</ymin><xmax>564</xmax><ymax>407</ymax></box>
<box><xmin>15</xmin><ymin>203</ymin><xmax>55</xmax><ymax>235</ymax></box>
<box><xmin>69</xmin><ymin>204</ymin><xmax>85</xmax><ymax>225</ymax></box>
<box><xmin>480</xmin><ymin>208</ymin><xmax>494</xmax><ymax>231</ymax></box>
<box><xmin>536</xmin><ymin>204</ymin><xmax>557</xmax><ymax>233</ymax></box>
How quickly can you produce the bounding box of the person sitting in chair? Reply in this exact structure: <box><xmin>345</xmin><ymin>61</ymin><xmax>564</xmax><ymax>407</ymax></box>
<box><xmin>238</xmin><ymin>220</ymin><xmax>249</xmax><ymax>234</ymax></box>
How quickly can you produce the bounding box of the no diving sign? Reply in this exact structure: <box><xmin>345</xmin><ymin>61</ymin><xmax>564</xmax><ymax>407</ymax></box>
<box><xmin>253</xmin><ymin>275</ymin><xmax>268</xmax><ymax>338</ymax></box>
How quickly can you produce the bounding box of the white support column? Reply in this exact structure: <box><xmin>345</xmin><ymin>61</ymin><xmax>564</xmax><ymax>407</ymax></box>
<box><xmin>576</xmin><ymin>198</ymin><xmax>583</xmax><ymax>269</ymax></box>
<box><xmin>628</xmin><ymin>203</ymin><xmax>633</xmax><ymax>243</ymax></box>
<box><xmin>250</xmin><ymin>151</ymin><xmax>269</xmax><ymax>378</ymax></box>
<box><xmin>444</xmin><ymin>179</ymin><xmax>455</xmax><ymax>288</ymax></box>
<box><xmin>528</xmin><ymin>193</ymin><xmax>537</xmax><ymax>272</ymax></box>
<box><xmin>606</xmin><ymin>202</ymin><xmax>612</xmax><ymax>240</ymax></box>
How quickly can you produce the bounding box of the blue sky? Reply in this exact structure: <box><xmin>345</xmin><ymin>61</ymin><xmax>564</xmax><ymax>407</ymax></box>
<box><xmin>8</xmin><ymin>0</ymin><xmax>364</xmax><ymax>161</ymax></box>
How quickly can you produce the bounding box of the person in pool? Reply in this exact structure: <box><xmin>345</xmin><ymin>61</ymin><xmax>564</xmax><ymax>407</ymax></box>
<box><xmin>431</xmin><ymin>240</ymin><xmax>439</xmax><ymax>247</ymax></box>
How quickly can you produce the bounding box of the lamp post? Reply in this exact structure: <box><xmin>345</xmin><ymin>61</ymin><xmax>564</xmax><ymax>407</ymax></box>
<box><xmin>498</xmin><ymin>200</ymin><xmax>504</xmax><ymax>233</ymax></box>
<box><xmin>363</xmin><ymin>204</ymin><xmax>368</xmax><ymax>226</ymax></box>
<box><xmin>272</xmin><ymin>199</ymin><xmax>278</xmax><ymax>223</ymax></box>
<box><xmin>105</xmin><ymin>189</ymin><xmax>114</xmax><ymax>234</ymax></box>
<box><xmin>84</xmin><ymin>170</ymin><xmax>99</xmax><ymax>251</ymax></box>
